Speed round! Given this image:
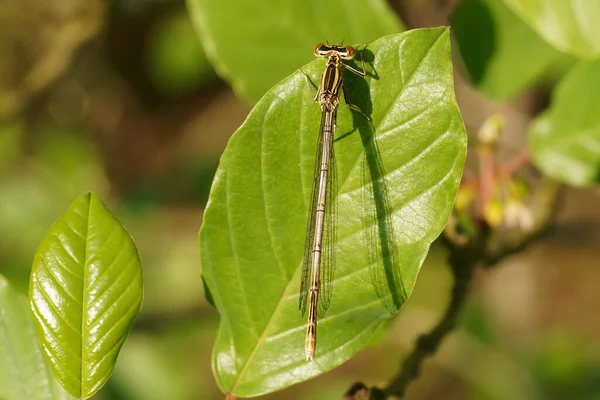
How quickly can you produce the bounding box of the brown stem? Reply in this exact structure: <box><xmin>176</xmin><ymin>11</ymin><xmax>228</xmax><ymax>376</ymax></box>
<box><xmin>379</xmin><ymin>224</ymin><xmax>490</xmax><ymax>398</ymax></box>
<box><xmin>364</xmin><ymin>179</ymin><xmax>561</xmax><ymax>399</ymax></box>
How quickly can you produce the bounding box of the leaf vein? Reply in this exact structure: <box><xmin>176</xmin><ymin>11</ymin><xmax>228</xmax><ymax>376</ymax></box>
<box><xmin>87</xmin><ymin>272</ymin><xmax>138</xmax><ymax>330</ymax></box>
<box><xmin>33</xmin><ymin>279</ymin><xmax>82</xmax><ymax>336</ymax></box>
<box><xmin>30</xmin><ymin>302</ymin><xmax>82</xmax><ymax>363</ymax></box>
<box><xmin>41</xmin><ymin>257</ymin><xmax>83</xmax><ymax>307</ymax></box>
<box><xmin>377</xmin><ymin>31</ymin><xmax>445</xmax><ymax>127</ymax></box>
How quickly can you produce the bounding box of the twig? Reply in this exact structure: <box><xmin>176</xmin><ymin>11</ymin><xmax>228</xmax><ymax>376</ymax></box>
<box><xmin>379</xmin><ymin>224</ymin><xmax>490</xmax><ymax>398</ymax></box>
<box><xmin>368</xmin><ymin>178</ymin><xmax>561</xmax><ymax>398</ymax></box>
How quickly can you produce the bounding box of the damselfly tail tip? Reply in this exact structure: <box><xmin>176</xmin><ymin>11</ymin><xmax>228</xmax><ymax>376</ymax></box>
<box><xmin>305</xmin><ymin>340</ymin><xmax>316</xmax><ymax>361</ymax></box>
<box><xmin>305</xmin><ymin>321</ymin><xmax>316</xmax><ymax>360</ymax></box>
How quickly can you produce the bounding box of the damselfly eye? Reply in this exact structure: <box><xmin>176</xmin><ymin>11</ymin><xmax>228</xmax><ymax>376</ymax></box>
<box><xmin>314</xmin><ymin>43</ymin><xmax>324</xmax><ymax>56</ymax></box>
<box><xmin>345</xmin><ymin>46</ymin><xmax>355</xmax><ymax>59</ymax></box>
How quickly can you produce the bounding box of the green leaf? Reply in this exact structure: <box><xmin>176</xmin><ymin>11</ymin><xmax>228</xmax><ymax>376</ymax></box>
<box><xmin>200</xmin><ymin>28</ymin><xmax>466</xmax><ymax>397</ymax></box>
<box><xmin>452</xmin><ymin>0</ymin><xmax>565</xmax><ymax>99</ymax></box>
<box><xmin>29</xmin><ymin>193</ymin><xmax>144</xmax><ymax>399</ymax></box>
<box><xmin>529</xmin><ymin>60</ymin><xmax>600</xmax><ymax>186</ymax></box>
<box><xmin>187</xmin><ymin>0</ymin><xmax>404</xmax><ymax>102</ymax></box>
<box><xmin>503</xmin><ymin>0</ymin><xmax>600</xmax><ymax>59</ymax></box>
<box><xmin>0</xmin><ymin>276</ymin><xmax>76</xmax><ymax>400</ymax></box>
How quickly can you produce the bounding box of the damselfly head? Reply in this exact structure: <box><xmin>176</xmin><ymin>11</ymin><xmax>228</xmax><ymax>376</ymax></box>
<box><xmin>313</xmin><ymin>43</ymin><xmax>356</xmax><ymax>60</ymax></box>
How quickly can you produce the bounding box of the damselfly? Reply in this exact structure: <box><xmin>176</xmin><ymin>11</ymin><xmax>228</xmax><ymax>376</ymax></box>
<box><xmin>299</xmin><ymin>43</ymin><xmax>367</xmax><ymax>361</ymax></box>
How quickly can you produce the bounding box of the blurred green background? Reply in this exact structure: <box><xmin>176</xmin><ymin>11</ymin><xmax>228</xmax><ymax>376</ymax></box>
<box><xmin>1</xmin><ymin>0</ymin><xmax>600</xmax><ymax>399</ymax></box>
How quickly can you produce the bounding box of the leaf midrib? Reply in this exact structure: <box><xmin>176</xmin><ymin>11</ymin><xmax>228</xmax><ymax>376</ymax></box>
<box><xmin>81</xmin><ymin>194</ymin><xmax>92</xmax><ymax>397</ymax></box>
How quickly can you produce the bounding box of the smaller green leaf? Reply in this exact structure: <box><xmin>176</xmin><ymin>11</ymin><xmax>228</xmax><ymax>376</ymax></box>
<box><xmin>504</xmin><ymin>0</ymin><xmax>600</xmax><ymax>58</ymax></box>
<box><xmin>529</xmin><ymin>60</ymin><xmax>600</xmax><ymax>186</ymax></box>
<box><xmin>0</xmin><ymin>275</ymin><xmax>75</xmax><ymax>400</ymax></box>
<box><xmin>29</xmin><ymin>193</ymin><xmax>144</xmax><ymax>399</ymax></box>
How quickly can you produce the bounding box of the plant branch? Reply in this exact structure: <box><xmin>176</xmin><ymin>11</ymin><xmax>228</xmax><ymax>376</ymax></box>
<box><xmin>378</xmin><ymin>224</ymin><xmax>490</xmax><ymax>398</ymax></box>
<box><xmin>366</xmin><ymin>178</ymin><xmax>561</xmax><ymax>399</ymax></box>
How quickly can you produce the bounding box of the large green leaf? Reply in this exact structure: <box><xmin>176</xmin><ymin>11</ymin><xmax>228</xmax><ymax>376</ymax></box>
<box><xmin>29</xmin><ymin>193</ymin><xmax>143</xmax><ymax>399</ymax></box>
<box><xmin>529</xmin><ymin>60</ymin><xmax>600</xmax><ymax>186</ymax></box>
<box><xmin>0</xmin><ymin>276</ymin><xmax>75</xmax><ymax>400</ymax></box>
<box><xmin>503</xmin><ymin>0</ymin><xmax>600</xmax><ymax>59</ymax></box>
<box><xmin>452</xmin><ymin>0</ymin><xmax>565</xmax><ymax>99</ymax></box>
<box><xmin>187</xmin><ymin>0</ymin><xmax>403</xmax><ymax>102</ymax></box>
<box><xmin>200</xmin><ymin>28</ymin><xmax>466</xmax><ymax>397</ymax></box>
